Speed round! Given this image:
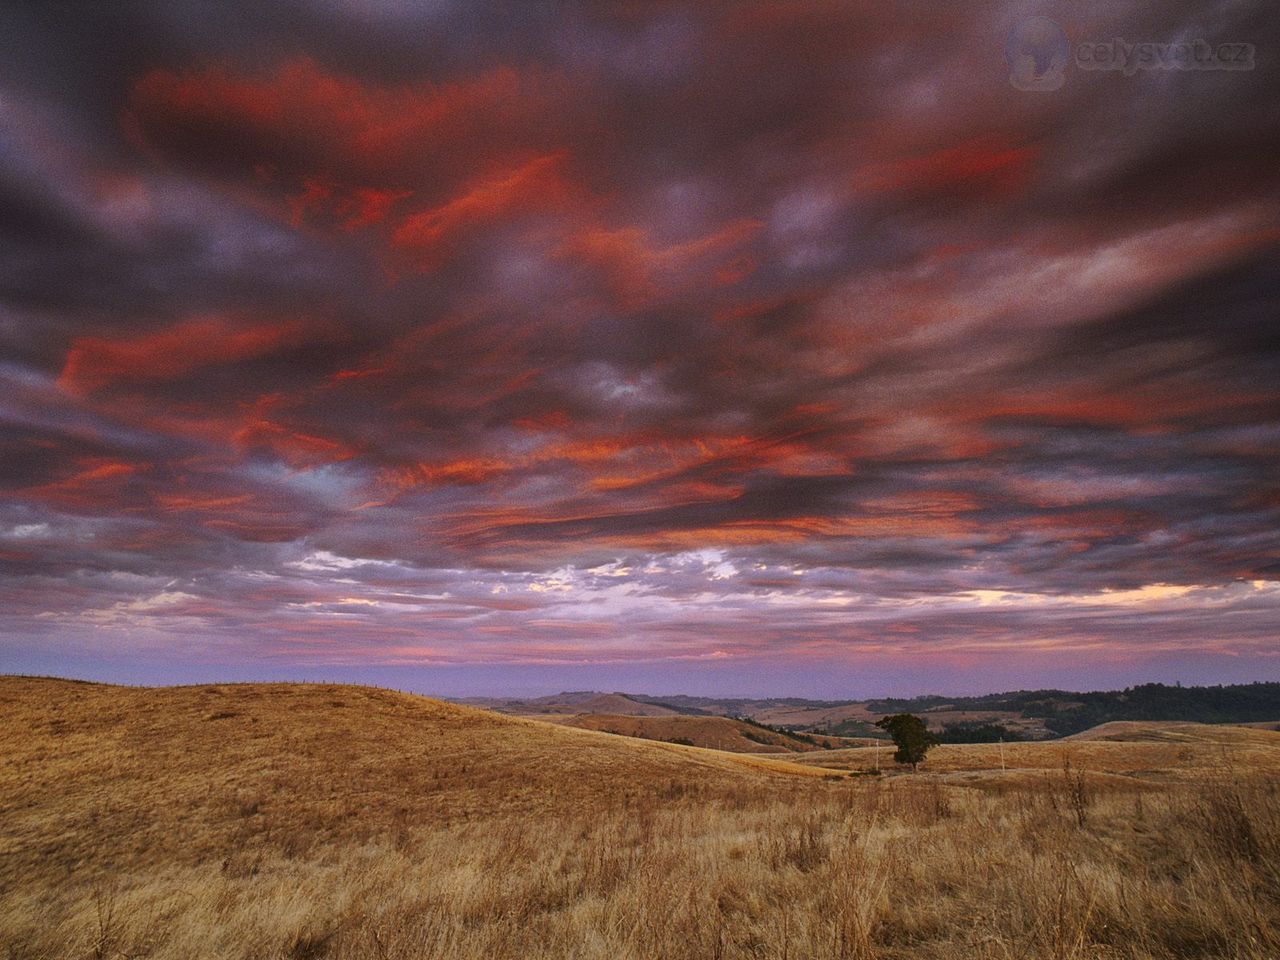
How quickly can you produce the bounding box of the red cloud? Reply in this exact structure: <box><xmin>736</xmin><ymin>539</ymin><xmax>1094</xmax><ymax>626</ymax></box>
<box><xmin>60</xmin><ymin>316</ymin><xmax>306</xmax><ymax>394</ymax></box>
<box><xmin>229</xmin><ymin>393</ymin><xmax>360</xmax><ymax>467</ymax></box>
<box><xmin>126</xmin><ymin>58</ymin><xmax>565</xmax><ymax>231</ymax></box>
<box><xmin>337</xmin><ymin>186</ymin><xmax>413</xmax><ymax>231</ymax></box>
<box><xmin>854</xmin><ymin>136</ymin><xmax>1040</xmax><ymax>199</ymax></box>
<box><xmin>154</xmin><ymin>491</ymin><xmax>255</xmax><ymax>511</ymax></box>
<box><xmin>390</xmin><ymin>152</ymin><xmax>573</xmax><ymax>265</ymax></box>
<box><xmin>19</xmin><ymin>457</ymin><xmax>147</xmax><ymax>511</ymax></box>
<box><xmin>558</xmin><ymin>217</ymin><xmax>762</xmax><ymax>307</ymax></box>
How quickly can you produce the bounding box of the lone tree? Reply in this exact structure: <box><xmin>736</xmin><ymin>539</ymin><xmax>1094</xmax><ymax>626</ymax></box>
<box><xmin>874</xmin><ymin>713</ymin><xmax>938</xmax><ymax>771</ymax></box>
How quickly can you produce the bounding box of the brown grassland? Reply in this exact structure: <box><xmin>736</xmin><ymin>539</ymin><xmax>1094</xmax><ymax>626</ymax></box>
<box><xmin>1</xmin><ymin>676</ymin><xmax>1278</xmax><ymax>959</ymax></box>
<box><xmin>536</xmin><ymin>712</ymin><xmax>844</xmax><ymax>752</ymax></box>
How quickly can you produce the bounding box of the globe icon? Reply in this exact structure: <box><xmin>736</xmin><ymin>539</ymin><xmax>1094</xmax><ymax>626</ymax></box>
<box><xmin>1006</xmin><ymin>17</ymin><xmax>1070</xmax><ymax>91</ymax></box>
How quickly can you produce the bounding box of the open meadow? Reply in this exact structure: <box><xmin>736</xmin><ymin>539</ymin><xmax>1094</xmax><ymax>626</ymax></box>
<box><xmin>2</xmin><ymin>677</ymin><xmax>1278</xmax><ymax>960</ymax></box>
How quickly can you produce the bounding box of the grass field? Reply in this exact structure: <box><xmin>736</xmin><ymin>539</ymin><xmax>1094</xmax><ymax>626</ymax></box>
<box><xmin>790</xmin><ymin>720</ymin><xmax>1280</xmax><ymax>790</ymax></box>
<box><xmin>2</xmin><ymin>677</ymin><xmax>1277</xmax><ymax>959</ymax></box>
<box><xmin>537</xmin><ymin>712</ymin><xmax>845</xmax><ymax>752</ymax></box>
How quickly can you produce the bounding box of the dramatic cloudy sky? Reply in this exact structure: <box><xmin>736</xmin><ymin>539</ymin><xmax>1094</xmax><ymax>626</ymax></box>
<box><xmin>1</xmin><ymin>1</ymin><xmax>1277</xmax><ymax>696</ymax></box>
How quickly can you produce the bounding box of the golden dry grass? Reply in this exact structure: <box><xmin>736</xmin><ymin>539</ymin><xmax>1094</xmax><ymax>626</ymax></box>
<box><xmin>791</xmin><ymin>722</ymin><xmax>1280</xmax><ymax>789</ymax></box>
<box><xmin>2</xmin><ymin>677</ymin><xmax>1278</xmax><ymax>960</ymax></box>
<box><xmin>536</xmin><ymin>712</ymin><xmax>842</xmax><ymax>752</ymax></box>
<box><xmin>496</xmin><ymin>693</ymin><xmax>685</xmax><ymax>716</ymax></box>
<box><xmin>750</xmin><ymin>701</ymin><xmax>881</xmax><ymax>727</ymax></box>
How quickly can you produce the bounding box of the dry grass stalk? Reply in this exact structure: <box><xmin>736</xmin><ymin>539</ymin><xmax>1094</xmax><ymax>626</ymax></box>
<box><xmin>1</xmin><ymin>677</ymin><xmax>1277</xmax><ymax>959</ymax></box>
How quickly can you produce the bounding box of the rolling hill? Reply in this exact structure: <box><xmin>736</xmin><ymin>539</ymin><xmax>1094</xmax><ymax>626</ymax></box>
<box><xmin>468</xmin><ymin>682</ymin><xmax>1280</xmax><ymax>741</ymax></box>
<box><xmin>0</xmin><ymin>677</ymin><xmax>823</xmax><ymax>893</ymax></box>
<box><xmin>789</xmin><ymin>719</ymin><xmax>1280</xmax><ymax>787</ymax></box>
<box><xmin>541</xmin><ymin>713</ymin><xmax>845</xmax><ymax>752</ymax></box>
<box><xmin>459</xmin><ymin>691</ymin><xmax>687</xmax><ymax>717</ymax></box>
<box><xmin>1064</xmin><ymin>719</ymin><xmax>1280</xmax><ymax>745</ymax></box>
<box><xmin>2</xmin><ymin>677</ymin><xmax>1278</xmax><ymax>960</ymax></box>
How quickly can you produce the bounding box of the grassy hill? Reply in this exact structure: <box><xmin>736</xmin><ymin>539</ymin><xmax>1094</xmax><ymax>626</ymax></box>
<box><xmin>543</xmin><ymin>713</ymin><xmax>842</xmax><ymax>752</ymax></box>
<box><xmin>481</xmin><ymin>682</ymin><xmax>1280</xmax><ymax>742</ymax></box>
<box><xmin>861</xmin><ymin>682</ymin><xmax>1280</xmax><ymax>736</ymax></box>
<box><xmin>460</xmin><ymin>691</ymin><xmax>688</xmax><ymax>717</ymax></box>
<box><xmin>791</xmin><ymin>720</ymin><xmax>1280</xmax><ymax>790</ymax></box>
<box><xmin>2</xmin><ymin>677</ymin><xmax>1278</xmax><ymax>960</ymax></box>
<box><xmin>0</xmin><ymin>678</ymin><xmax>824</xmax><ymax>884</ymax></box>
<box><xmin>1065</xmin><ymin>719</ymin><xmax>1280</xmax><ymax>745</ymax></box>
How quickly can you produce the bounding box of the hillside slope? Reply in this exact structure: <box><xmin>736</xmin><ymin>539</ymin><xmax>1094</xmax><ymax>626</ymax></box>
<box><xmin>791</xmin><ymin>719</ymin><xmax>1280</xmax><ymax>785</ymax></box>
<box><xmin>540</xmin><ymin>693</ymin><xmax>684</xmax><ymax>716</ymax></box>
<box><xmin>545</xmin><ymin>713</ymin><xmax>840</xmax><ymax>752</ymax></box>
<box><xmin>0</xmin><ymin>677</ymin><xmax>822</xmax><ymax>893</ymax></box>
<box><xmin>1064</xmin><ymin>719</ymin><xmax>1280</xmax><ymax>745</ymax></box>
<box><xmin>482</xmin><ymin>683</ymin><xmax>1280</xmax><ymax>739</ymax></box>
<box><xmin>460</xmin><ymin>691</ymin><xmax>687</xmax><ymax>716</ymax></box>
<box><xmin>2</xmin><ymin>679</ymin><xmax>1278</xmax><ymax>960</ymax></box>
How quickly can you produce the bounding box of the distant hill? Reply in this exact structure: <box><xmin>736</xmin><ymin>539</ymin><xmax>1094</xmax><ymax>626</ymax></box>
<box><xmin>1065</xmin><ymin>720</ymin><xmax>1280</xmax><ymax>745</ymax></box>
<box><xmin>625</xmin><ymin>694</ymin><xmax>850</xmax><ymax>717</ymax></box>
<box><xmin>862</xmin><ymin>682</ymin><xmax>1280</xmax><ymax>736</ymax></box>
<box><xmin>543</xmin><ymin>713</ymin><xmax>846</xmax><ymax>753</ymax></box>
<box><xmin>462</xmin><ymin>682</ymin><xmax>1280</xmax><ymax>740</ymax></box>
<box><xmin>457</xmin><ymin>691</ymin><xmax>686</xmax><ymax>716</ymax></box>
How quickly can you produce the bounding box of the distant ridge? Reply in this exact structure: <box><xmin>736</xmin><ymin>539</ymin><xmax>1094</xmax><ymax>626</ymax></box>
<box><xmin>458</xmin><ymin>681</ymin><xmax>1280</xmax><ymax>740</ymax></box>
<box><xmin>456</xmin><ymin>691</ymin><xmax>686</xmax><ymax>717</ymax></box>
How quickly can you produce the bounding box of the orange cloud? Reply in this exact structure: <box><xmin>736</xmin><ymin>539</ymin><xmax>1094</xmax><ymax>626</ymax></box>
<box><xmin>559</xmin><ymin>217</ymin><xmax>761</xmax><ymax>307</ymax></box>
<box><xmin>127</xmin><ymin>58</ymin><xmax>563</xmax><ymax>232</ymax></box>
<box><xmin>231</xmin><ymin>395</ymin><xmax>360</xmax><ymax>467</ymax></box>
<box><xmin>854</xmin><ymin>136</ymin><xmax>1040</xmax><ymax>198</ymax></box>
<box><xmin>107</xmin><ymin>390</ymin><xmax>359</xmax><ymax>469</ymax></box>
<box><xmin>390</xmin><ymin>152</ymin><xmax>572</xmax><ymax>264</ymax></box>
<box><xmin>20</xmin><ymin>457</ymin><xmax>147</xmax><ymax>510</ymax></box>
<box><xmin>60</xmin><ymin>316</ymin><xmax>305</xmax><ymax>394</ymax></box>
<box><xmin>386</xmin><ymin>457</ymin><xmax>517</xmax><ymax>489</ymax></box>
<box><xmin>947</xmin><ymin>384</ymin><xmax>1272</xmax><ymax>431</ymax></box>
<box><xmin>337</xmin><ymin>186</ymin><xmax>413</xmax><ymax>231</ymax></box>
<box><xmin>331</xmin><ymin>363</ymin><xmax>392</xmax><ymax>382</ymax></box>
<box><xmin>374</xmin><ymin>425</ymin><xmax>857</xmax><ymax>513</ymax></box>
<box><xmin>153</xmin><ymin>491</ymin><xmax>254</xmax><ymax>512</ymax></box>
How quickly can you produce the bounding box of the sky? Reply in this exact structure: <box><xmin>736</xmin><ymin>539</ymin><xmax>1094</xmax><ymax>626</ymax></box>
<box><xmin>0</xmin><ymin>1</ymin><xmax>1277</xmax><ymax>698</ymax></box>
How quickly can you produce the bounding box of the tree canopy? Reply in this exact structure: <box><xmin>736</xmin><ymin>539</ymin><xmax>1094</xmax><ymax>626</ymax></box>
<box><xmin>874</xmin><ymin>714</ymin><xmax>939</xmax><ymax>771</ymax></box>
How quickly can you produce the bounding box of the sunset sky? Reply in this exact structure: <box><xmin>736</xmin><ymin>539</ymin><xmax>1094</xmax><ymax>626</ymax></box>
<box><xmin>1</xmin><ymin>2</ymin><xmax>1277</xmax><ymax>697</ymax></box>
